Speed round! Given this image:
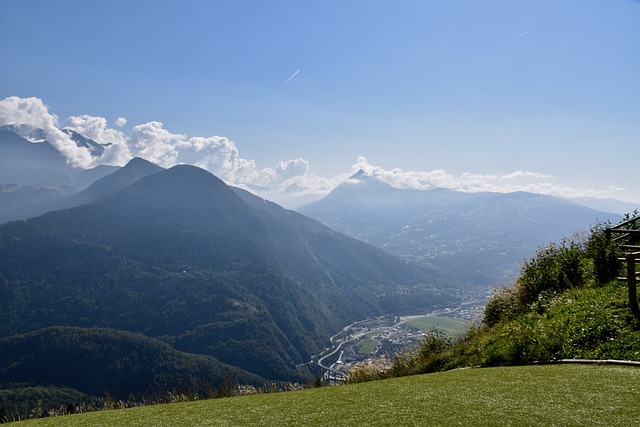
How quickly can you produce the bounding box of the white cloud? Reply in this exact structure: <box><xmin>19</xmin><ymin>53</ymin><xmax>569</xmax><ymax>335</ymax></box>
<box><xmin>349</xmin><ymin>157</ymin><xmax>557</xmax><ymax>194</ymax></box>
<box><xmin>329</xmin><ymin>157</ymin><xmax>629</xmax><ymax>206</ymax></box>
<box><xmin>2</xmin><ymin>96</ymin><xmax>634</xmax><ymax>207</ymax></box>
<box><xmin>65</xmin><ymin>114</ymin><xmax>130</xmax><ymax>166</ymax></box>
<box><xmin>127</xmin><ymin>121</ymin><xmax>183</xmax><ymax>167</ymax></box>
<box><xmin>124</xmin><ymin>121</ymin><xmax>277</xmax><ymax>185</ymax></box>
<box><xmin>275</xmin><ymin>158</ymin><xmax>310</xmax><ymax>181</ymax></box>
<box><xmin>176</xmin><ymin>135</ymin><xmax>276</xmax><ymax>185</ymax></box>
<box><xmin>0</xmin><ymin>96</ymin><xmax>94</xmax><ymax>168</ymax></box>
<box><xmin>500</xmin><ymin>171</ymin><xmax>552</xmax><ymax>180</ymax></box>
<box><xmin>346</xmin><ymin>157</ymin><xmax>559</xmax><ymax>195</ymax></box>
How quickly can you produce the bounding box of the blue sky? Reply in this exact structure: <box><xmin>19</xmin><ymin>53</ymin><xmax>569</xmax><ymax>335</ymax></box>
<box><xmin>1</xmin><ymin>0</ymin><xmax>639</xmax><ymax>206</ymax></box>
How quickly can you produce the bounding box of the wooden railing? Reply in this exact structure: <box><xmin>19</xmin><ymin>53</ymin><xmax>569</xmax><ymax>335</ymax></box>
<box><xmin>606</xmin><ymin>216</ymin><xmax>640</xmax><ymax>321</ymax></box>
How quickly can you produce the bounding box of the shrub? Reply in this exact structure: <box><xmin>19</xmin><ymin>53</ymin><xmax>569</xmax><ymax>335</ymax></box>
<box><xmin>586</xmin><ymin>222</ymin><xmax>620</xmax><ymax>285</ymax></box>
<box><xmin>515</xmin><ymin>238</ymin><xmax>587</xmax><ymax>307</ymax></box>
<box><xmin>413</xmin><ymin>332</ymin><xmax>453</xmax><ymax>373</ymax></box>
<box><xmin>387</xmin><ymin>331</ymin><xmax>454</xmax><ymax>376</ymax></box>
<box><xmin>483</xmin><ymin>287</ymin><xmax>518</xmax><ymax>327</ymax></box>
<box><xmin>345</xmin><ymin>360</ymin><xmax>388</xmax><ymax>384</ymax></box>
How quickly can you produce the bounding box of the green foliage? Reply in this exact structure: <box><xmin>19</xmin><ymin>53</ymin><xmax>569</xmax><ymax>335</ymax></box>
<box><xmin>515</xmin><ymin>237</ymin><xmax>587</xmax><ymax>307</ymax></box>
<box><xmin>405</xmin><ymin>332</ymin><xmax>453</xmax><ymax>374</ymax></box>
<box><xmin>587</xmin><ymin>221</ymin><xmax>621</xmax><ymax>284</ymax></box>
<box><xmin>0</xmin><ymin>327</ymin><xmax>266</xmax><ymax>415</ymax></box>
<box><xmin>483</xmin><ymin>287</ymin><xmax>518</xmax><ymax>327</ymax></box>
<box><xmin>0</xmin><ymin>385</ymin><xmax>98</xmax><ymax>422</ymax></box>
<box><xmin>366</xmin><ymin>219</ymin><xmax>640</xmax><ymax>380</ymax></box>
<box><xmin>345</xmin><ymin>363</ymin><xmax>388</xmax><ymax>384</ymax></box>
<box><xmin>347</xmin><ymin>331</ymin><xmax>455</xmax><ymax>384</ymax></box>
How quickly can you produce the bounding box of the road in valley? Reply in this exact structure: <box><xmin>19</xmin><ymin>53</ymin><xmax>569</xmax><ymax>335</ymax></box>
<box><xmin>310</xmin><ymin>301</ymin><xmax>483</xmax><ymax>379</ymax></box>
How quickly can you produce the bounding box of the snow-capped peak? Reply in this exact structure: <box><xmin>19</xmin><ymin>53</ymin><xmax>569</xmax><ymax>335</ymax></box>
<box><xmin>0</xmin><ymin>123</ymin><xmax>46</xmax><ymax>143</ymax></box>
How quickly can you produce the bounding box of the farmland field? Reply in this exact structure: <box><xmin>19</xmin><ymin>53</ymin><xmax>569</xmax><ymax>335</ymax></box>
<box><xmin>404</xmin><ymin>315</ymin><xmax>470</xmax><ymax>336</ymax></box>
<box><xmin>357</xmin><ymin>338</ymin><xmax>378</xmax><ymax>354</ymax></box>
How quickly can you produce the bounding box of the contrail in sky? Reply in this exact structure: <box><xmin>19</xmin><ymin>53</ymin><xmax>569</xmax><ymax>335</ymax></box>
<box><xmin>511</xmin><ymin>32</ymin><xmax>528</xmax><ymax>40</ymax></box>
<box><xmin>284</xmin><ymin>69</ymin><xmax>300</xmax><ymax>84</ymax></box>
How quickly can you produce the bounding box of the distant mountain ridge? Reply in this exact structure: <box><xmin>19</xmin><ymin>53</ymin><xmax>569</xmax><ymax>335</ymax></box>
<box><xmin>0</xmin><ymin>157</ymin><xmax>163</xmax><ymax>224</ymax></box>
<box><xmin>0</xmin><ymin>162</ymin><xmax>452</xmax><ymax>386</ymax></box>
<box><xmin>0</xmin><ymin>124</ymin><xmax>120</xmax><ymax>223</ymax></box>
<box><xmin>0</xmin><ymin>124</ymin><xmax>115</xmax><ymax>187</ymax></box>
<box><xmin>565</xmin><ymin>196</ymin><xmax>640</xmax><ymax>216</ymax></box>
<box><xmin>63</xmin><ymin>157</ymin><xmax>163</xmax><ymax>208</ymax></box>
<box><xmin>299</xmin><ymin>171</ymin><xmax>622</xmax><ymax>287</ymax></box>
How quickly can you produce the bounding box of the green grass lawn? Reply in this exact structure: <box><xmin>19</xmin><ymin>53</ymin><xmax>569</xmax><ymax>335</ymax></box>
<box><xmin>11</xmin><ymin>364</ymin><xmax>640</xmax><ymax>426</ymax></box>
<box><xmin>405</xmin><ymin>315</ymin><xmax>470</xmax><ymax>336</ymax></box>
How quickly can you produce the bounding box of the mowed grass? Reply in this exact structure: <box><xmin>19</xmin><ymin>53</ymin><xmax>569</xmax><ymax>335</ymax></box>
<box><xmin>405</xmin><ymin>315</ymin><xmax>470</xmax><ymax>336</ymax></box>
<box><xmin>12</xmin><ymin>364</ymin><xmax>640</xmax><ymax>426</ymax></box>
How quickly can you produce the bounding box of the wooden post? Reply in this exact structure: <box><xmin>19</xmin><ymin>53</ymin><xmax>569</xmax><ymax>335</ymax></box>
<box><xmin>627</xmin><ymin>253</ymin><xmax>640</xmax><ymax>322</ymax></box>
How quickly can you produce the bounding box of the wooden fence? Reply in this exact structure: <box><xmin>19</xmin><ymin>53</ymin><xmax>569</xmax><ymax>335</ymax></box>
<box><xmin>606</xmin><ymin>216</ymin><xmax>640</xmax><ymax>321</ymax></box>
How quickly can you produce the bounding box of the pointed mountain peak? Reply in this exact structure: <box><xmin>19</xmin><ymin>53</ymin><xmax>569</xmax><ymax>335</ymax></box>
<box><xmin>123</xmin><ymin>164</ymin><xmax>231</xmax><ymax>201</ymax></box>
<box><xmin>96</xmin><ymin>164</ymin><xmax>251</xmax><ymax>227</ymax></box>
<box><xmin>343</xmin><ymin>169</ymin><xmax>391</xmax><ymax>189</ymax></box>
<box><xmin>345</xmin><ymin>170</ymin><xmax>388</xmax><ymax>187</ymax></box>
<box><xmin>66</xmin><ymin>157</ymin><xmax>164</xmax><ymax>207</ymax></box>
<box><xmin>348</xmin><ymin>169</ymin><xmax>368</xmax><ymax>181</ymax></box>
<box><xmin>106</xmin><ymin>157</ymin><xmax>164</xmax><ymax>181</ymax></box>
<box><xmin>61</xmin><ymin>128</ymin><xmax>107</xmax><ymax>156</ymax></box>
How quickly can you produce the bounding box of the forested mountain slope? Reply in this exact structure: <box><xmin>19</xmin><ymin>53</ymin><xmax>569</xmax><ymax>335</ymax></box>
<box><xmin>0</xmin><ymin>164</ymin><xmax>453</xmax><ymax>384</ymax></box>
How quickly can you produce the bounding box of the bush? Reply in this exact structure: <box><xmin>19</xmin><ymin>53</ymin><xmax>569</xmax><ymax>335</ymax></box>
<box><xmin>515</xmin><ymin>238</ymin><xmax>587</xmax><ymax>307</ymax></box>
<box><xmin>586</xmin><ymin>222</ymin><xmax>620</xmax><ymax>285</ymax></box>
<box><xmin>345</xmin><ymin>360</ymin><xmax>388</xmax><ymax>384</ymax></box>
<box><xmin>407</xmin><ymin>332</ymin><xmax>453</xmax><ymax>374</ymax></box>
<box><xmin>483</xmin><ymin>287</ymin><xmax>518</xmax><ymax>327</ymax></box>
<box><xmin>384</xmin><ymin>332</ymin><xmax>455</xmax><ymax>377</ymax></box>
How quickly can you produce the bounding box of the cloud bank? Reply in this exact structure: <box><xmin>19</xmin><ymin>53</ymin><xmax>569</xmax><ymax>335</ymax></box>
<box><xmin>0</xmin><ymin>96</ymin><xmax>627</xmax><ymax>208</ymax></box>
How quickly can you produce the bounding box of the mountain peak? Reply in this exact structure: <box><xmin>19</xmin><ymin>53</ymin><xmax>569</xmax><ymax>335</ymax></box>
<box><xmin>0</xmin><ymin>123</ymin><xmax>46</xmax><ymax>143</ymax></box>
<box><xmin>123</xmin><ymin>156</ymin><xmax>163</xmax><ymax>171</ymax></box>
<box><xmin>65</xmin><ymin>157</ymin><xmax>163</xmax><ymax>207</ymax></box>
<box><xmin>61</xmin><ymin>128</ymin><xmax>106</xmax><ymax>156</ymax></box>
<box><xmin>348</xmin><ymin>169</ymin><xmax>368</xmax><ymax>181</ymax></box>
<box><xmin>341</xmin><ymin>169</ymin><xmax>393</xmax><ymax>190</ymax></box>
<box><xmin>106</xmin><ymin>164</ymin><xmax>239</xmax><ymax>213</ymax></box>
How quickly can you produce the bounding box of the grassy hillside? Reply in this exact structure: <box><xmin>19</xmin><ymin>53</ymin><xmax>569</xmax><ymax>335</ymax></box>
<box><xmin>8</xmin><ymin>364</ymin><xmax>640</xmax><ymax>426</ymax></box>
<box><xmin>344</xmin><ymin>220</ymin><xmax>640</xmax><ymax>381</ymax></box>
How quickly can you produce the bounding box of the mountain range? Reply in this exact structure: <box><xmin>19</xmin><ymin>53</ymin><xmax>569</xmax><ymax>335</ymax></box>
<box><xmin>0</xmin><ymin>124</ymin><xmax>118</xmax><ymax>224</ymax></box>
<box><xmin>0</xmin><ymin>124</ymin><xmax>116</xmax><ymax>188</ymax></box>
<box><xmin>0</xmin><ymin>123</ymin><xmax>631</xmax><ymax>405</ymax></box>
<box><xmin>0</xmin><ymin>158</ymin><xmax>451</xmax><ymax>397</ymax></box>
<box><xmin>299</xmin><ymin>171</ymin><xmax>622</xmax><ymax>288</ymax></box>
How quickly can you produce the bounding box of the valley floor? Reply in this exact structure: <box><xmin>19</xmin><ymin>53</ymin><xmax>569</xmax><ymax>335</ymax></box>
<box><xmin>308</xmin><ymin>301</ymin><xmax>483</xmax><ymax>383</ymax></box>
